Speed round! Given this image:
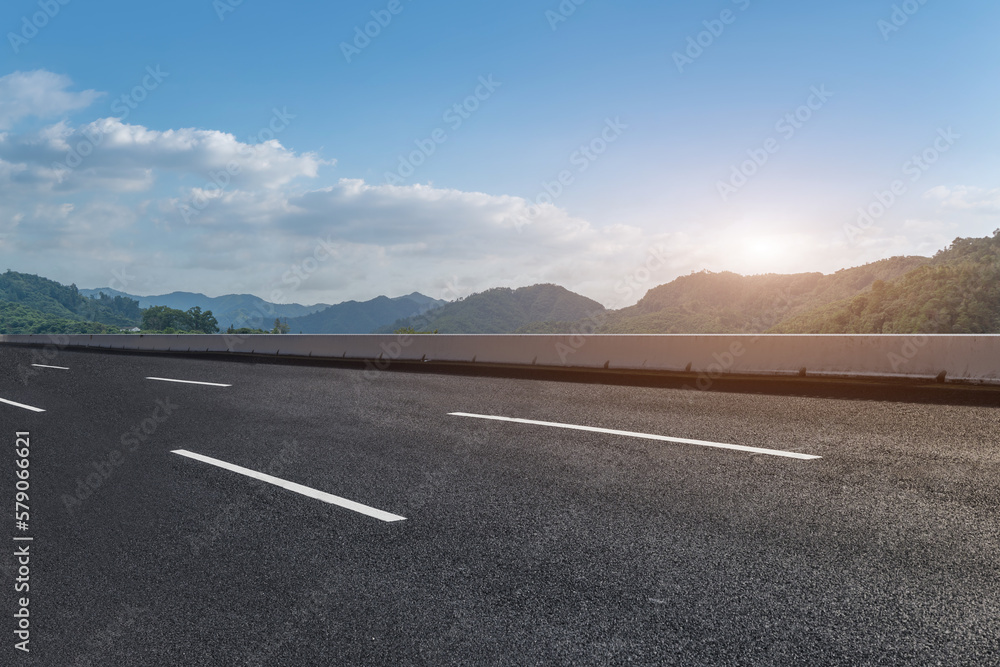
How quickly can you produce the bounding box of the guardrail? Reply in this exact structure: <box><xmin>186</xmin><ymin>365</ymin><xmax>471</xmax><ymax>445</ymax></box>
<box><xmin>2</xmin><ymin>333</ymin><xmax>1000</xmax><ymax>385</ymax></box>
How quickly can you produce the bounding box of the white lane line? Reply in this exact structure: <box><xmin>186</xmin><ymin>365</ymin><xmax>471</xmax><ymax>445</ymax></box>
<box><xmin>146</xmin><ymin>377</ymin><xmax>231</xmax><ymax>387</ymax></box>
<box><xmin>0</xmin><ymin>397</ymin><xmax>45</xmax><ymax>413</ymax></box>
<box><xmin>448</xmin><ymin>412</ymin><xmax>821</xmax><ymax>460</ymax></box>
<box><xmin>31</xmin><ymin>364</ymin><xmax>69</xmax><ymax>370</ymax></box>
<box><xmin>171</xmin><ymin>449</ymin><xmax>407</xmax><ymax>522</ymax></box>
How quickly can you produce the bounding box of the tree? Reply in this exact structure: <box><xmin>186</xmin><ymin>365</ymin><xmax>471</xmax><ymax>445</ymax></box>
<box><xmin>393</xmin><ymin>326</ymin><xmax>437</xmax><ymax>334</ymax></box>
<box><xmin>142</xmin><ymin>305</ymin><xmax>187</xmax><ymax>331</ymax></box>
<box><xmin>271</xmin><ymin>318</ymin><xmax>290</xmax><ymax>334</ymax></box>
<box><xmin>188</xmin><ymin>306</ymin><xmax>219</xmax><ymax>333</ymax></box>
<box><xmin>226</xmin><ymin>324</ymin><xmax>266</xmax><ymax>334</ymax></box>
<box><xmin>141</xmin><ymin>305</ymin><xmax>218</xmax><ymax>332</ymax></box>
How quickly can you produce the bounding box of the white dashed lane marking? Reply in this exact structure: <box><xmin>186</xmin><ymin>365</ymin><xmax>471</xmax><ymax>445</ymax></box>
<box><xmin>0</xmin><ymin>398</ymin><xmax>45</xmax><ymax>413</ymax></box>
<box><xmin>171</xmin><ymin>449</ymin><xmax>407</xmax><ymax>522</ymax></box>
<box><xmin>449</xmin><ymin>412</ymin><xmax>822</xmax><ymax>460</ymax></box>
<box><xmin>146</xmin><ymin>377</ymin><xmax>232</xmax><ymax>387</ymax></box>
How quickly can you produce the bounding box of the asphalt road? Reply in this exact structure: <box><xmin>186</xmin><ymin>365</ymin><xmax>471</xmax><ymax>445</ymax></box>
<box><xmin>1</xmin><ymin>345</ymin><xmax>998</xmax><ymax>666</ymax></box>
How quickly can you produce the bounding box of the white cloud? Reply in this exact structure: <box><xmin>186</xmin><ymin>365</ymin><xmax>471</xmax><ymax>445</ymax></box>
<box><xmin>924</xmin><ymin>185</ymin><xmax>1000</xmax><ymax>214</ymax></box>
<box><xmin>0</xmin><ymin>69</ymin><xmax>975</xmax><ymax>310</ymax></box>
<box><xmin>154</xmin><ymin>178</ymin><xmax>651</xmax><ymax>301</ymax></box>
<box><xmin>0</xmin><ymin>70</ymin><xmax>102</xmax><ymax>130</ymax></box>
<box><xmin>0</xmin><ymin>117</ymin><xmax>328</xmax><ymax>196</ymax></box>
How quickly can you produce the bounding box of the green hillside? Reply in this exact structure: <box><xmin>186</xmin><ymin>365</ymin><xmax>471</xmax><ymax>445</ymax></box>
<box><xmin>0</xmin><ymin>271</ymin><xmax>142</xmax><ymax>330</ymax></box>
<box><xmin>285</xmin><ymin>293</ymin><xmax>447</xmax><ymax>334</ymax></box>
<box><xmin>0</xmin><ymin>301</ymin><xmax>120</xmax><ymax>334</ymax></box>
<box><xmin>773</xmin><ymin>231</ymin><xmax>1000</xmax><ymax>333</ymax></box>
<box><xmin>377</xmin><ymin>284</ymin><xmax>606</xmax><ymax>334</ymax></box>
<box><xmin>79</xmin><ymin>287</ymin><xmax>330</xmax><ymax>329</ymax></box>
<box><xmin>592</xmin><ymin>255</ymin><xmax>928</xmax><ymax>334</ymax></box>
<box><xmin>7</xmin><ymin>230</ymin><xmax>999</xmax><ymax>336</ymax></box>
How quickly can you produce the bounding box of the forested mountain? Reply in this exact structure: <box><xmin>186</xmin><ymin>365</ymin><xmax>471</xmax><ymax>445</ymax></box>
<box><xmin>4</xmin><ymin>273</ymin><xmax>442</xmax><ymax>335</ymax></box>
<box><xmin>285</xmin><ymin>293</ymin><xmax>447</xmax><ymax>334</ymax></box>
<box><xmin>0</xmin><ymin>302</ymin><xmax>121</xmax><ymax>334</ymax></box>
<box><xmin>0</xmin><ymin>271</ymin><xmax>141</xmax><ymax>332</ymax></box>
<box><xmin>532</xmin><ymin>232</ymin><xmax>999</xmax><ymax>335</ymax></box>
<box><xmin>79</xmin><ymin>288</ymin><xmax>330</xmax><ymax>329</ymax></box>
<box><xmin>587</xmin><ymin>256</ymin><xmax>928</xmax><ymax>333</ymax></box>
<box><xmin>773</xmin><ymin>232</ymin><xmax>1000</xmax><ymax>333</ymax></box>
<box><xmin>377</xmin><ymin>284</ymin><xmax>606</xmax><ymax>333</ymax></box>
<box><xmin>7</xmin><ymin>231</ymin><xmax>1000</xmax><ymax>336</ymax></box>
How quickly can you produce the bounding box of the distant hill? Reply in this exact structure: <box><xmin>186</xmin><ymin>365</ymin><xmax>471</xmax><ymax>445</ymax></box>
<box><xmin>284</xmin><ymin>293</ymin><xmax>448</xmax><ymax>333</ymax></box>
<box><xmin>0</xmin><ymin>301</ymin><xmax>121</xmax><ymax>334</ymax></box>
<box><xmin>1</xmin><ymin>271</ymin><xmax>141</xmax><ymax>331</ymax></box>
<box><xmin>377</xmin><ymin>284</ymin><xmax>606</xmax><ymax>333</ymax></box>
<box><xmin>590</xmin><ymin>256</ymin><xmax>929</xmax><ymax>334</ymax></box>
<box><xmin>773</xmin><ymin>231</ymin><xmax>1000</xmax><ymax>333</ymax></box>
<box><xmin>79</xmin><ymin>288</ymin><xmax>331</xmax><ymax>330</ymax></box>
<box><xmin>12</xmin><ymin>231</ymin><xmax>1000</xmax><ymax>336</ymax></box>
<box><xmin>519</xmin><ymin>233</ymin><xmax>1000</xmax><ymax>335</ymax></box>
<box><xmin>3</xmin><ymin>274</ymin><xmax>444</xmax><ymax>335</ymax></box>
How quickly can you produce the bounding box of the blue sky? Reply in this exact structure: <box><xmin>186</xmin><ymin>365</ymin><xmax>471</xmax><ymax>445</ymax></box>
<box><xmin>1</xmin><ymin>0</ymin><xmax>998</xmax><ymax>307</ymax></box>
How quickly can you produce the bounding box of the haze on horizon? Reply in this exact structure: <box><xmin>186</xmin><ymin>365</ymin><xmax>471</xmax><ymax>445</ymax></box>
<box><xmin>1</xmin><ymin>0</ymin><xmax>997</xmax><ymax>310</ymax></box>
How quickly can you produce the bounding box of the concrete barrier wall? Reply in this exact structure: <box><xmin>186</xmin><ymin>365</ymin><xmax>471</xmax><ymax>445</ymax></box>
<box><xmin>2</xmin><ymin>333</ymin><xmax>999</xmax><ymax>384</ymax></box>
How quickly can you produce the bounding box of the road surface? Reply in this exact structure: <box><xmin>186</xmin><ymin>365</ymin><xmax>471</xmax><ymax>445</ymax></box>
<box><xmin>1</xmin><ymin>346</ymin><xmax>998</xmax><ymax>665</ymax></box>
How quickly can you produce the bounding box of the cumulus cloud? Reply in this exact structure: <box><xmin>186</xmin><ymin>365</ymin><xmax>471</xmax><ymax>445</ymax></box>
<box><xmin>152</xmin><ymin>178</ymin><xmax>657</xmax><ymax>302</ymax></box>
<box><xmin>0</xmin><ymin>70</ymin><xmax>101</xmax><ymax>130</ymax></box>
<box><xmin>0</xmin><ymin>116</ymin><xmax>327</xmax><ymax>195</ymax></box>
<box><xmin>0</xmin><ymin>69</ymin><xmax>968</xmax><ymax>309</ymax></box>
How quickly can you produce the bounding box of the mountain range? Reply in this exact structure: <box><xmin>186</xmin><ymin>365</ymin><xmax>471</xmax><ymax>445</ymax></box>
<box><xmin>375</xmin><ymin>284</ymin><xmax>606</xmax><ymax>334</ymax></box>
<box><xmin>286</xmin><ymin>293</ymin><xmax>447</xmax><ymax>333</ymax></box>
<box><xmin>77</xmin><ymin>288</ymin><xmax>332</xmax><ymax>329</ymax></box>
<box><xmin>4</xmin><ymin>230</ymin><xmax>998</xmax><ymax>335</ymax></box>
<box><xmin>385</xmin><ymin>231</ymin><xmax>1000</xmax><ymax>334</ymax></box>
<box><xmin>588</xmin><ymin>255</ymin><xmax>930</xmax><ymax>333</ymax></box>
<box><xmin>1</xmin><ymin>271</ymin><xmax>141</xmax><ymax>334</ymax></box>
<box><xmin>78</xmin><ymin>288</ymin><xmax>447</xmax><ymax>333</ymax></box>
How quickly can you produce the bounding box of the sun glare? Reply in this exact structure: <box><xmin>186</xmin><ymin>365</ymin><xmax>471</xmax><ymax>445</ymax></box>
<box><xmin>736</xmin><ymin>234</ymin><xmax>793</xmax><ymax>273</ymax></box>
